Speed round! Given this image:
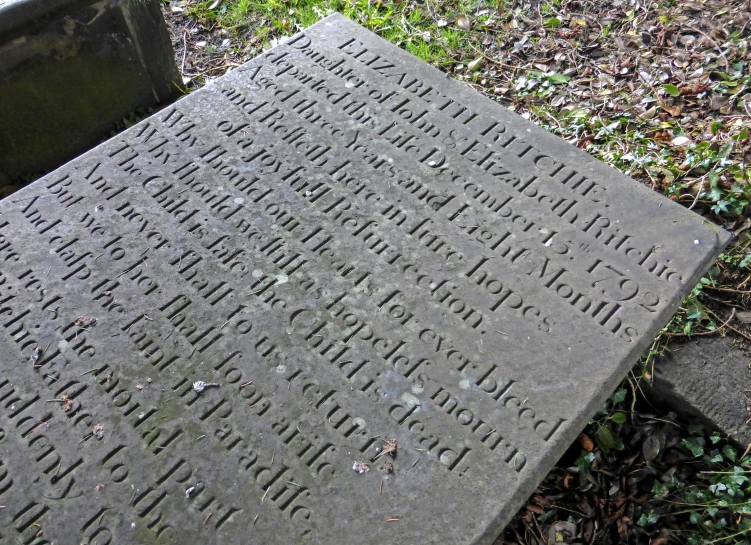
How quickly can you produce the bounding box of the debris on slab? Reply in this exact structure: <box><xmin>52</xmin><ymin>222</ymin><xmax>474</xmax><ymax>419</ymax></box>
<box><xmin>193</xmin><ymin>380</ymin><xmax>219</xmax><ymax>393</ymax></box>
<box><xmin>352</xmin><ymin>461</ymin><xmax>370</xmax><ymax>474</ymax></box>
<box><xmin>30</xmin><ymin>345</ymin><xmax>41</xmax><ymax>364</ymax></box>
<box><xmin>92</xmin><ymin>424</ymin><xmax>104</xmax><ymax>440</ymax></box>
<box><xmin>74</xmin><ymin>316</ymin><xmax>97</xmax><ymax>327</ymax></box>
<box><xmin>382</xmin><ymin>438</ymin><xmax>398</xmax><ymax>458</ymax></box>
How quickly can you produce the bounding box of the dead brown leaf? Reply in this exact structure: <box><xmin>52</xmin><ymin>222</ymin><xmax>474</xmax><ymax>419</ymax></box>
<box><xmin>579</xmin><ymin>432</ymin><xmax>595</xmax><ymax>452</ymax></box>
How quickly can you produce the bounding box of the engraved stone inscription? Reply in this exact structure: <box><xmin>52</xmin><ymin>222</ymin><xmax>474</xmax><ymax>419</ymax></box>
<box><xmin>0</xmin><ymin>13</ymin><xmax>730</xmax><ymax>545</ymax></box>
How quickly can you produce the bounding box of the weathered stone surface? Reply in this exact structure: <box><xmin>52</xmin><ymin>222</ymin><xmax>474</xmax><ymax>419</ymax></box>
<box><xmin>650</xmin><ymin>337</ymin><xmax>751</xmax><ymax>445</ymax></box>
<box><xmin>0</xmin><ymin>0</ymin><xmax>181</xmax><ymax>188</ymax></box>
<box><xmin>0</xmin><ymin>13</ymin><xmax>732</xmax><ymax>545</ymax></box>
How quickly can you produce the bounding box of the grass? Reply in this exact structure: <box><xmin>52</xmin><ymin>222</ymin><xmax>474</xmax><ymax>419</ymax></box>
<box><xmin>184</xmin><ymin>0</ymin><xmax>479</xmax><ymax>66</ymax></box>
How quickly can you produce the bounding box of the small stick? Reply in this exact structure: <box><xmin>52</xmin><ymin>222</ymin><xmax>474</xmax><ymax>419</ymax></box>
<box><xmin>196</xmin><ymin>435</ymin><xmax>206</xmax><ymax>441</ymax></box>
<box><xmin>240</xmin><ymin>381</ymin><xmax>253</xmax><ymax>388</ymax></box>
<box><xmin>271</xmin><ymin>451</ymin><xmax>275</xmax><ymax>466</ymax></box>
<box><xmin>80</xmin><ymin>368</ymin><xmax>99</xmax><ymax>376</ymax></box>
<box><xmin>253</xmin><ymin>514</ymin><xmax>259</xmax><ymax>525</ymax></box>
<box><xmin>740</xmin><ymin>442</ymin><xmax>751</xmax><ymax>463</ymax></box>
<box><xmin>203</xmin><ymin>513</ymin><xmax>213</xmax><ymax>525</ymax></box>
<box><xmin>287</xmin><ymin>481</ymin><xmax>301</xmax><ymax>487</ymax></box>
<box><xmin>28</xmin><ymin>417</ymin><xmax>51</xmax><ymax>434</ymax></box>
<box><xmin>117</xmin><ymin>259</ymin><xmax>146</xmax><ymax>278</ymax></box>
<box><xmin>261</xmin><ymin>488</ymin><xmax>269</xmax><ymax>503</ymax></box>
<box><xmin>495</xmin><ymin>330</ymin><xmax>508</xmax><ymax>336</ymax></box>
<box><xmin>387</xmin><ymin>517</ymin><xmax>400</xmax><ymax>522</ymax></box>
<box><xmin>412</xmin><ymin>458</ymin><xmax>420</xmax><ymax>468</ymax></box>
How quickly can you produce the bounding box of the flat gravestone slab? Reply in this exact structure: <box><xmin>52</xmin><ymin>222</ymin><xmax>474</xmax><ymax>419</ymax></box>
<box><xmin>0</xmin><ymin>13</ymin><xmax>731</xmax><ymax>545</ymax></box>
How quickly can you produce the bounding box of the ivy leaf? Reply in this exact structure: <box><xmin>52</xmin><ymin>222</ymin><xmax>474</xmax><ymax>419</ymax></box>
<box><xmin>610</xmin><ymin>412</ymin><xmax>628</xmax><ymax>424</ymax></box>
<box><xmin>723</xmin><ymin>444</ymin><xmax>738</xmax><ymax>462</ymax></box>
<box><xmin>596</xmin><ymin>426</ymin><xmax>619</xmax><ymax>453</ymax></box>
<box><xmin>682</xmin><ymin>437</ymin><xmax>705</xmax><ymax>457</ymax></box>
<box><xmin>663</xmin><ymin>84</ymin><xmax>680</xmax><ymax>96</ymax></box>
<box><xmin>547</xmin><ymin>73</ymin><xmax>570</xmax><ymax>84</ymax></box>
<box><xmin>712</xmin><ymin>200</ymin><xmax>730</xmax><ymax>215</ymax></box>
<box><xmin>611</xmin><ymin>388</ymin><xmax>627</xmax><ymax>404</ymax></box>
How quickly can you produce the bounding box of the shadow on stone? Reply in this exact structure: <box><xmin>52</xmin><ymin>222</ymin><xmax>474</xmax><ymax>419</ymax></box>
<box><xmin>0</xmin><ymin>0</ymin><xmax>182</xmax><ymax>193</ymax></box>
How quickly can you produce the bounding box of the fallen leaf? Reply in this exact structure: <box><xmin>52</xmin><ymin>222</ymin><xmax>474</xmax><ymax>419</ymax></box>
<box><xmin>456</xmin><ymin>15</ymin><xmax>470</xmax><ymax>30</ymax></box>
<box><xmin>468</xmin><ymin>57</ymin><xmax>484</xmax><ymax>72</ymax></box>
<box><xmin>661</xmin><ymin>101</ymin><xmax>682</xmax><ymax>117</ymax></box>
<box><xmin>525</xmin><ymin>503</ymin><xmax>543</xmax><ymax>514</ymax></box>
<box><xmin>639</xmin><ymin>106</ymin><xmax>657</xmax><ymax>120</ymax></box>
<box><xmin>643</xmin><ymin>434</ymin><xmax>662</xmax><ymax>461</ymax></box>
<box><xmin>579</xmin><ymin>432</ymin><xmax>595</xmax><ymax>452</ymax></box>
<box><xmin>671</xmin><ymin>135</ymin><xmax>691</xmax><ymax>146</ymax></box>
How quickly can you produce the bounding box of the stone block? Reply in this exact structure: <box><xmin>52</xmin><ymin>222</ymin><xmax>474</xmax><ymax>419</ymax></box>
<box><xmin>0</xmin><ymin>0</ymin><xmax>181</xmax><ymax>186</ymax></box>
<box><xmin>650</xmin><ymin>336</ymin><xmax>751</xmax><ymax>445</ymax></box>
